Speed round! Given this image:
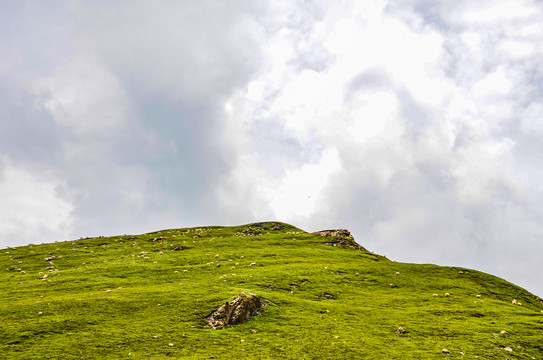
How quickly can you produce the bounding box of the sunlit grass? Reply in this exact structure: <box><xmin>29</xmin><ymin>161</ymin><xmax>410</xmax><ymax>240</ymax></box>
<box><xmin>1</xmin><ymin>222</ymin><xmax>542</xmax><ymax>359</ymax></box>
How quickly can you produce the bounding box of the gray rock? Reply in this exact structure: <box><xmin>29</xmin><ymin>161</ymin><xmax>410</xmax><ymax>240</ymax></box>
<box><xmin>205</xmin><ymin>293</ymin><xmax>265</xmax><ymax>329</ymax></box>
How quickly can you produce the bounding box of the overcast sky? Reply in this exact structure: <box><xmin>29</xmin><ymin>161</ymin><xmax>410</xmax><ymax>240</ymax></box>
<box><xmin>1</xmin><ymin>0</ymin><xmax>543</xmax><ymax>297</ymax></box>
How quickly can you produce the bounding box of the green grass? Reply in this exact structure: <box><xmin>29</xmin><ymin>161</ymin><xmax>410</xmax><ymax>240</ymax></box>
<box><xmin>1</xmin><ymin>222</ymin><xmax>542</xmax><ymax>359</ymax></box>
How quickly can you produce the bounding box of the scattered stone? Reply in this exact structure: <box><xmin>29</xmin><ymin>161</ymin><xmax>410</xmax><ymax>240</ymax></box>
<box><xmin>149</xmin><ymin>237</ymin><xmax>165</xmax><ymax>242</ymax></box>
<box><xmin>504</xmin><ymin>347</ymin><xmax>513</xmax><ymax>352</ymax></box>
<box><xmin>320</xmin><ymin>292</ymin><xmax>335</xmax><ymax>300</ymax></box>
<box><xmin>205</xmin><ymin>293</ymin><xmax>266</xmax><ymax>330</ymax></box>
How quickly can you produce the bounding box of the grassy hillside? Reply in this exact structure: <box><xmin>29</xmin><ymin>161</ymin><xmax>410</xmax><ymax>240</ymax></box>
<box><xmin>1</xmin><ymin>222</ymin><xmax>542</xmax><ymax>359</ymax></box>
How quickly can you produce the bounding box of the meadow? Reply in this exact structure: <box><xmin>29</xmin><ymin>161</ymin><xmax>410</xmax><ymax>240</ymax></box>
<box><xmin>1</xmin><ymin>222</ymin><xmax>542</xmax><ymax>359</ymax></box>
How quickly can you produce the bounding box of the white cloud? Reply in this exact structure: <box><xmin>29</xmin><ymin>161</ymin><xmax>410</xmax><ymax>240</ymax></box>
<box><xmin>267</xmin><ymin>147</ymin><xmax>341</xmax><ymax>219</ymax></box>
<box><xmin>35</xmin><ymin>57</ymin><xmax>128</xmax><ymax>136</ymax></box>
<box><xmin>472</xmin><ymin>67</ymin><xmax>513</xmax><ymax>97</ymax></box>
<box><xmin>0</xmin><ymin>158</ymin><xmax>73</xmax><ymax>247</ymax></box>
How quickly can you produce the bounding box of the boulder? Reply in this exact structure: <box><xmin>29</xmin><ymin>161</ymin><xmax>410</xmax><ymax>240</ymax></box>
<box><xmin>205</xmin><ymin>293</ymin><xmax>265</xmax><ymax>329</ymax></box>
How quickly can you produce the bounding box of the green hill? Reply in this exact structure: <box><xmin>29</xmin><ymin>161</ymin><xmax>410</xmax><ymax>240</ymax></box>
<box><xmin>1</xmin><ymin>222</ymin><xmax>542</xmax><ymax>359</ymax></box>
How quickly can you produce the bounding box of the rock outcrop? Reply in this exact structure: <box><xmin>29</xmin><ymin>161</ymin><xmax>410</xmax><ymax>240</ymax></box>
<box><xmin>313</xmin><ymin>229</ymin><xmax>366</xmax><ymax>250</ymax></box>
<box><xmin>205</xmin><ymin>293</ymin><xmax>265</xmax><ymax>329</ymax></box>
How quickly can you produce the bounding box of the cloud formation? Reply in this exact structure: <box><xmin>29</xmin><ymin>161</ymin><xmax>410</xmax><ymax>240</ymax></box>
<box><xmin>1</xmin><ymin>0</ymin><xmax>543</xmax><ymax>297</ymax></box>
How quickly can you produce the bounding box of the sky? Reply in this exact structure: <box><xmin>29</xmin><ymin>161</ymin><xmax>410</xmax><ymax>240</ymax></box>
<box><xmin>1</xmin><ymin>0</ymin><xmax>543</xmax><ymax>297</ymax></box>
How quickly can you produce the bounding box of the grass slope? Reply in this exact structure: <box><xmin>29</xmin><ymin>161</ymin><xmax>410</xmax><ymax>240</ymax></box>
<box><xmin>1</xmin><ymin>222</ymin><xmax>542</xmax><ymax>359</ymax></box>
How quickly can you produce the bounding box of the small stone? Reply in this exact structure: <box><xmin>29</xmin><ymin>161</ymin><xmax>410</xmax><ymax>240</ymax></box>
<box><xmin>500</xmin><ymin>330</ymin><xmax>508</xmax><ymax>336</ymax></box>
<box><xmin>442</xmin><ymin>348</ymin><xmax>450</xmax><ymax>354</ymax></box>
<box><xmin>321</xmin><ymin>292</ymin><xmax>335</xmax><ymax>300</ymax></box>
<box><xmin>168</xmin><ymin>343</ymin><xmax>174</xmax><ymax>347</ymax></box>
<box><xmin>504</xmin><ymin>347</ymin><xmax>512</xmax><ymax>352</ymax></box>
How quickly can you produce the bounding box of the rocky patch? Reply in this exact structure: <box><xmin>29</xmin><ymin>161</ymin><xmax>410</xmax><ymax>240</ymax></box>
<box><xmin>313</xmin><ymin>229</ymin><xmax>366</xmax><ymax>250</ymax></box>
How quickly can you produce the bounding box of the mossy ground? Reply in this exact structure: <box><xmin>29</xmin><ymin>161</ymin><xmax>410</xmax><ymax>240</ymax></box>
<box><xmin>1</xmin><ymin>222</ymin><xmax>542</xmax><ymax>359</ymax></box>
